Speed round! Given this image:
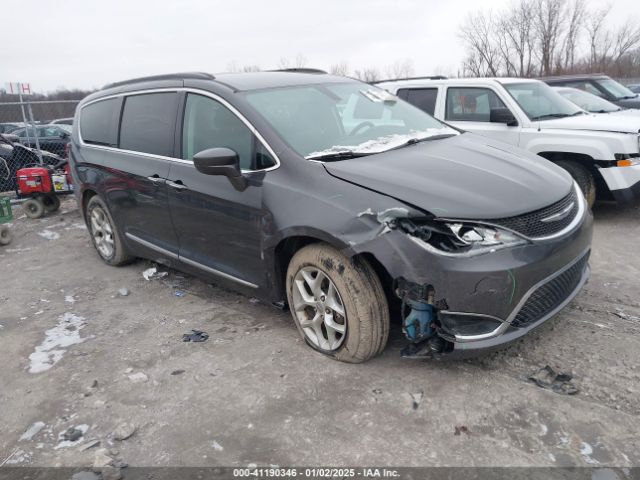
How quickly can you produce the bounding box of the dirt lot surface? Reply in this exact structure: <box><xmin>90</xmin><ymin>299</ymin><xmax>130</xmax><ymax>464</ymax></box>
<box><xmin>0</xmin><ymin>197</ymin><xmax>639</xmax><ymax>470</ymax></box>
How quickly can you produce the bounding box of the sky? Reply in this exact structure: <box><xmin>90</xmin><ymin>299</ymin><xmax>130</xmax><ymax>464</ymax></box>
<box><xmin>2</xmin><ymin>0</ymin><xmax>638</xmax><ymax>93</ymax></box>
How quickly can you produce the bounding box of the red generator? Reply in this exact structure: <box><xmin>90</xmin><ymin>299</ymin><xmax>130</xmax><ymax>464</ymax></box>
<box><xmin>17</xmin><ymin>162</ymin><xmax>73</xmax><ymax>219</ymax></box>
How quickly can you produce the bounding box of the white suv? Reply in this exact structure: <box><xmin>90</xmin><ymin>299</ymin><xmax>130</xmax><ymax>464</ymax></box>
<box><xmin>377</xmin><ymin>77</ymin><xmax>640</xmax><ymax>206</ymax></box>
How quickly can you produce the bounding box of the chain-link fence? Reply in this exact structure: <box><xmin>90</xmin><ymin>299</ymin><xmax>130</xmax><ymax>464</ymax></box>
<box><xmin>0</xmin><ymin>100</ymin><xmax>79</xmax><ymax>197</ymax></box>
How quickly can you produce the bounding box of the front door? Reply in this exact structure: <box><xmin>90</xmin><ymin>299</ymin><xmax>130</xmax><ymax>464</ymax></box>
<box><xmin>167</xmin><ymin>92</ymin><xmax>276</xmax><ymax>289</ymax></box>
<box><xmin>443</xmin><ymin>86</ymin><xmax>521</xmax><ymax>146</ymax></box>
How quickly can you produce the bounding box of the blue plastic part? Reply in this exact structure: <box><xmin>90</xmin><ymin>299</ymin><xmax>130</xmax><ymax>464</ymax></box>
<box><xmin>403</xmin><ymin>300</ymin><xmax>435</xmax><ymax>343</ymax></box>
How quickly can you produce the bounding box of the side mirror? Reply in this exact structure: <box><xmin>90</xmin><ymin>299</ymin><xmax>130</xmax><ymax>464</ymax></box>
<box><xmin>490</xmin><ymin>108</ymin><xmax>518</xmax><ymax>126</ymax></box>
<box><xmin>193</xmin><ymin>147</ymin><xmax>247</xmax><ymax>191</ymax></box>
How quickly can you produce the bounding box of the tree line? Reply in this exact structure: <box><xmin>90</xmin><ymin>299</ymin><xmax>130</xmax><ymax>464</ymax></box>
<box><xmin>459</xmin><ymin>0</ymin><xmax>640</xmax><ymax>78</ymax></box>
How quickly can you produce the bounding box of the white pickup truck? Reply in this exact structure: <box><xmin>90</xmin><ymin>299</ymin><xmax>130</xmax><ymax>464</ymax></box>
<box><xmin>376</xmin><ymin>77</ymin><xmax>640</xmax><ymax>207</ymax></box>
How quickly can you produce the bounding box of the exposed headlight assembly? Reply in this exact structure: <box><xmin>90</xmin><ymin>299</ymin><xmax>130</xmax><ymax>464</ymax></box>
<box><xmin>397</xmin><ymin>218</ymin><xmax>528</xmax><ymax>257</ymax></box>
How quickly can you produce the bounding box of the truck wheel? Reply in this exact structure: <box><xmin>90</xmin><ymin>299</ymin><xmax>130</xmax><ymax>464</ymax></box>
<box><xmin>556</xmin><ymin>160</ymin><xmax>596</xmax><ymax>208</ymax></box>
<box><xmin>0</xmin><ymin>225</ymin><xmax>12</xmax><ymax>245</ymax></box>
<box><xmin>42</xmin><ymin>195</ymin><xmax>61</xmax><ymax>213</ymax></box>
<box><xmin>286</xmin><ymin>243</ymin><xmax>389</xmax><ymax>363</ymax></box>
<box><xmin>23</xmin><ymin>198</ymin><xmax>45</xmax><ymax>219</ymax></box>
<box><xmin>86</xmin><ymin>196</ymin><xmax>134</xmax><ymax>266</ymax></box>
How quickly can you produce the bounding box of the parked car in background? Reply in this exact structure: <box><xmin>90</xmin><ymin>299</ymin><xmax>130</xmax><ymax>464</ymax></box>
<box><xmin>553</xmin><ymin>86</ymin><xmax>640</xmax><ymax>118</ymax></box>
<box><xmin>377</xmin><ymin>77</ymin><xmax>640</xmax><ymax>206</ymax></box>
<box><xmin>50</xmin><ymin>117</ymin><xmax>74</xmax><ymax>125</ymax></box>
<box><xmin>70</xmin><ymin>71</ymin><xmax>592</xmax><ymax>362</ymax></box>
<box><xmin>541</xmin><ymin>74</ymin><xmax>640</xmax><ymax>109</ymax></box>
<box><xmin>627</xmin><ymin>84</ymin><xmax>640</xmax><ymax>94</ymax></box>
<box><xmin>10</xmin><ymin>124</ymin><xmax>71</xmax><ymax>157</ymax></box>
<box><xmin>0</xmin><ymin>123</ymin><xmax>21</xmax><ymax>134</ymax></box>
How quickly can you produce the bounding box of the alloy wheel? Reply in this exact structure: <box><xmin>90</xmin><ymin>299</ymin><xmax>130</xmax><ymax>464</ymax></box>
<box><xmin>90</xmin><ymin>206</ymin><xmax>115</xmax><ymax>259</ymax></box>
<box><xmin>292</xmin><ymin>267</ymin><xmax>347</xmax><ymax>351</ymax></box>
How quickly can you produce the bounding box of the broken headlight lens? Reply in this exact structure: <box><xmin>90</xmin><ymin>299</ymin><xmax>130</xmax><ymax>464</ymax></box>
<box><xmin>398</xmin><ymin>218</ymin><xmax>528</xmax><ymax>256</ymax></box>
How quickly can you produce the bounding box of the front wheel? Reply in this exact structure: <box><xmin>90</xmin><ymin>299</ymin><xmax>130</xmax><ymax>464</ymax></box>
<box><xmin>86</xmin><ymin>196</ymin><xmax>133</xmax><ymax>266</ymax></box>
<box><xmin>23</xmin><ymin>198</ymin><xmax>45</xmax><ymax>219</ymax></box>
<box><xmin>556</xmin><ymin>160</ymin><xmax>596</xmax><ymax>208</ymax></box>
<box><xmin>286</xmin><ymin>244</ymin><xmax>389</xmax><ymax>363</ymax></box>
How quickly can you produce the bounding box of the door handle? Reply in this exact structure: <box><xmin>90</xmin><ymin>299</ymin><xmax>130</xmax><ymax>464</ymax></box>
<box><xmin>167</xmin><ymin>180</ymin><xmax>187</xmax><ymax>191</ymax></box>
<box><xmin>147</xmin><ymin>175</ymin><xmax>165</xmax><ymax>184</ymax></box>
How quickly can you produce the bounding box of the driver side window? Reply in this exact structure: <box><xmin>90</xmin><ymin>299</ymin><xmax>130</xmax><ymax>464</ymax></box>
<box><xmin>445</xmin><ymin>87</ymin><xmax>509</xmax><ymax>122</ymax></box>
<box><xmin>182</xmin><ymin>93</ymin><xmax>275</xmax><ymax>170</ymax></box>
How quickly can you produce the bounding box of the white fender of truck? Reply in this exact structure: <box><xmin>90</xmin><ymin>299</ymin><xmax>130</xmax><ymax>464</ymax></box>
<box><xmin>520</xmin><ymin>129</ymin><xmax>621</xmax><ymax>161</ymax></box>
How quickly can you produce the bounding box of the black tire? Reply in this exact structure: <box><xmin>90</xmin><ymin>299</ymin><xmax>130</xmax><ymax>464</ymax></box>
<box><xmin>555</xmin><ymin>160</ymin><xmax>596</xmax><ymax>208</ymax></box>
<box><xmin>286</xmin><ymin>243</ymin><xmax>389</xmax><ymax>363</ymax></box>
<box><xmin>86</xmin><ymin>195</ymin><xmax>134</xmax><ymax>266</ymax></box>
<box><xmin>0</xmin><ymin>225</ymin><xmax>12</xmax><ymax>245</ymax></box>
<box><xmin>42</xmin><ymin>195</ymin><xmax>61</xmax><ymax>213</ymax></box>
<box><xmin>23</xmin><ymin>198</ymin><xmax>45</xmax><ymax>219</ymax></box>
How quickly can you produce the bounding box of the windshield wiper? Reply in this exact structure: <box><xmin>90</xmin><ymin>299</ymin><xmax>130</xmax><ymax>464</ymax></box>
<box><xmin>621</xmin><ymin>95</ymin><xmax>638</xmax><ymax>100</ymax></box>
<box><xmin>391</xmin><ymin>133</ymin><xmax>458</xmax><ymax>151</ymax></box>
<box><xmin>530</xmin><ymin>111</ymin><xmax>584</xmax><ymax>121</ymax></box>
<box><xmin>306</xmin><ymin>150</ymin><xmax>373</xmax><ymax>161</ymax></box>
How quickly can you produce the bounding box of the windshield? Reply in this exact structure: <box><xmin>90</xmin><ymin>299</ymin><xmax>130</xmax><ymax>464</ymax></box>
<box><xmin>595</xmin><ymin>78</ymin><xmax>638</xmax><ymax>100</ymax></box>
<box><xmin>503</xmin><ymin>81</ymin><xmax>583</xmax><ymax>121</ymax></box>
<box><xmin>556</xmin><ymin>88</ymin><xmax>620</xmax><ymax>113</ymax></box>
<box><xmin>244</xmin><ymin>83</ymin><xmax>456</xmax><ymax>159</ymax></box>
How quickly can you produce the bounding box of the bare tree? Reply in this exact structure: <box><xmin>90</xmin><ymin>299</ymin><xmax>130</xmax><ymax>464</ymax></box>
<box><xmin>353</xmin><ymin>68</ymin><xmax>381</xmax><ymax>83</ymax></box>
<box><xmin>496</xmin><ymin>0</ymin><xmax>536</xmax><ymax>76</ymax></box>
<box><xmin>585</xmin><ymin>5</ymin><xmax>613</xmax><ymax>70</ymax></box>
<box><xmin>384</xmin><ymin>59</ymin><xmax>415</xmax><ymax>79</ymax></box>
<box><xmin>458</xmin><ymin>11</ymin><xmax>502</xmax><ymax>76</ymax></box>
<box><xmin>559</xmin><ymin>0</ymin><xmax>587</xmax><ymax>71</ymax></box>
<box><xmin>330</xmin><ymin>61</ymin><xmax>350</xmax><ymax>76</ymax></box>
<box><xmin>533</xmin><ymin>0</ymin><xmax>565</xmax><ymax>76</ymax></box>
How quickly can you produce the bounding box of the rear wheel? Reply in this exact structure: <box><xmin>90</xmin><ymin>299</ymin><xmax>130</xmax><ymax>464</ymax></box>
<box><xmin>0</xmin><ymin>225</ymin><xmax>12</xmax><ymax>245</ymax></box>
<box><xmin>23</xmin><ymin>198</ymin><xmax>45</xmax><ymax>219</ymax></box>
<box><xmin>42</xmin><ymin>195</ymin><xmax>61</xmax><ymax>213</ymax></box>
<box><xmin>556</xmin><ymin>160</ymin><xmax>596</xmax><ymax>208</ymax></box>
<box><xmin>286</xmin><ymin>243</ymin><xmax>389</xmax><ymax>363</ymax></box>
<box><xmin>86</xmin><ymin>196</ymin><xmax>133</xmax><ymax>266</ymax></box>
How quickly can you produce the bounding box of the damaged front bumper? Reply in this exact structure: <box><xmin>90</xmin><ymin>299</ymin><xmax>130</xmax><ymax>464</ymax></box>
<box><xmin>356</xmin><ymin>196</ymin><xmax>594</xmax><ymax>358</ymax></box>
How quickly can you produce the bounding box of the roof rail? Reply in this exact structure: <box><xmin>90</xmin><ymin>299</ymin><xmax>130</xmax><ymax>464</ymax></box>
<box><xmin>539</xmin><ymin>72</ymin><xmax>607</xmax><ymax>80</ymax></box>
<box><xmin>269</xmin><ymin>68</ymin><xmax>328</xmax><ymax>74</ymax></box>
<box><xmin>103</xmin><ymin>72</ymin><xmax>215</xmax><ymax>90</ymax></box>
<box><xmin>373</xmin><ymin>75</ymin><xmax>448</xmax><ymax>84</ymax></box>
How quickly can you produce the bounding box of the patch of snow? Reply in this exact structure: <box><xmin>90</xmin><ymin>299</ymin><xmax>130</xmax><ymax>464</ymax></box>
<box><xmin>37</xmin><ymin>230</ymin><xmax>60</xmax><ymax>240</ymax></box>
<box><xmin>6</xmin><ymin>247</ymin><xmax>33</xmax><ymax>253</ymax></box>
<box><xmin>28</xmin><ymin>312</ymin><xmax>87</xmax><ymax>373</ymax></box>
<box><xmin>580</xmin><ymin>442</ymin><xmax>599</xmax><ymax>465</ymax></box>
<box><xmin>3</xmin><ymin>449</ymin><xmax>32</xmax><ymax>465</ymax></box>
<box><xmin>212</xmin><ymin>440</ymin><xmax>224</xmax><ymax>451</ymax></box>
<box><xmin>306</xmin><ymin>128</ymin><xmax>457</xmax><ymax>159</ymax></box>
<box><xmin>64</xmin><ymin>223</ymin><xmax>87</xmax><ymax>231</ymax></box>
<box><xmin>65</xmin><ymin>295</ymin><xmax>76</xmax><ymax>304</ymax></box>
<box><xmin>20</xmin><ymin>422</ymin><xmax>46</xmax><ymax>441</ymax></box>
<box><xmin>143</xmin><ymin>267</ymin><xmax>168</xmax><ymax>281</ymax></box>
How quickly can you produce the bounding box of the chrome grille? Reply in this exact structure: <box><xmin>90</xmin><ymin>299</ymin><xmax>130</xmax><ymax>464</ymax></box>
<box><xmin>511</xmin><ymin>253</ymin><xmax>589</xmax><ymax>329</ymax></box>
<box><xmin>486</xmin><ymin>188</ymin><xmax>579</xmax><ymax>238</ymax></box>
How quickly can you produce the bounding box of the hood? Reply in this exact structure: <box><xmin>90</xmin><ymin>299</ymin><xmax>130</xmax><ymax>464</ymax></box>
<box><xmin>616</xmin><ymin>96</ymin><xmax>640</xmax><ymax>109</ymax></box>
<box><xmin>539</xmin><ymin>113</ymin><xmax>640</xmax><ymax>133</ymax></box>
<box><xmin>540</xmin><ymin>113</ymin><xmax>640</xmax><ymax>133</ymax></box>
<box><xmin>323</xmin><ymin>133</ymin><xmax>572</xmax><ymax>220</ymax></box>
<box><xmin>610</xmin><ymin>108</ymin><xmax>640</xmax><ymax>118</ymax></box>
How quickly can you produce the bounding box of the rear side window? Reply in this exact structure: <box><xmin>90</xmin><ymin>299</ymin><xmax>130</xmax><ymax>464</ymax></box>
<box><xmin>119</xmin><ymin>93</ymin><xmax>178</xmax><ymax>157</ymax></box>
<box><xmin>398</xmin><ymin>88</ymin><xmax>438</xmax><ymax>115</ymax></box>
<box><xmin>80</xmin><ymin>98</ymin><xmax>120</xmax><ymax>146</ymax></box>
<box><xmin>445</xmin><ymin>87</ymin><xmax>508</xmax><ymax>122</ymax></box>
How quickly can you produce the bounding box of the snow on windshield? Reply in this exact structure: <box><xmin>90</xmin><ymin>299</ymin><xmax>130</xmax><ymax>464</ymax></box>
<box><xmin>305</xmin><ymin>128</ymin><xmax>458</xmax><ymax>159</ymax></box>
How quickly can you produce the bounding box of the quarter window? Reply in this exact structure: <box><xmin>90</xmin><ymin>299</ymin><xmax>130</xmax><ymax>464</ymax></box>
<box><xmin>119</xmin><ymin>93</ymin><xmax>178</xmax><ymax>156</ymax></box>
<box><xmin>398</xmin><ymin>88</ymin><xmax>438</xmax><ymax>115</ymax></box>
<box><xmin>446</xmin><ymin>87</ymin><xmax>509</xmax><ymax>122</ymax></box>
<box><xmin>80</xmin><ymin>98</ymin><xmax>120</xmax><ymax>147</ymax></box>
<box><xmin>182</xmin><ymin>93</ymin><xmax>274</xmax><ymax>170</ymax></box>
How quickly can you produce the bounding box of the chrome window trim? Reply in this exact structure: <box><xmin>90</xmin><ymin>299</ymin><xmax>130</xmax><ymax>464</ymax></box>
<box><xmin>77</xmin><ymin>87</ymin><xmax>281</xmax><ymax>173</ymax></box>
<box><xmin>125</xmin><ymin>232</ymin><xmax>258</xmax><ymax>289</ymax></box>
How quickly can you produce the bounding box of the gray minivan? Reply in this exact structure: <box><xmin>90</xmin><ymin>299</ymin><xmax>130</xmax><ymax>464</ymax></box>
<box><xmin>69</xmin><ymin>71</ymin><xmax>593</xmax><ymax>362</ymax></box>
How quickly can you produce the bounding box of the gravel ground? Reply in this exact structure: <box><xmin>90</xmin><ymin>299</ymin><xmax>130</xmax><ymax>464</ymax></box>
<box><xmin>0</xmin><ymin>196</ymin><xmax>638</xmax><ymax>470</ymax></box>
